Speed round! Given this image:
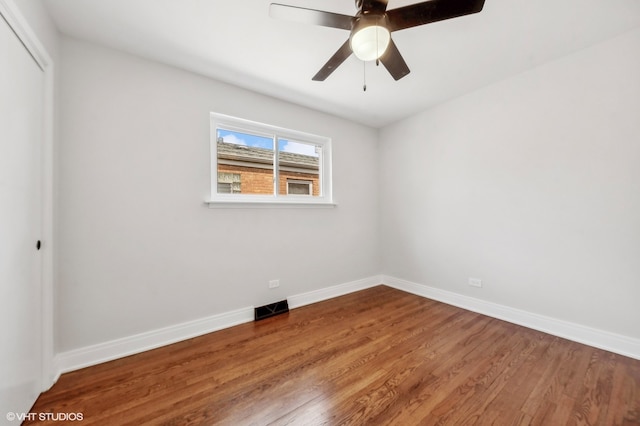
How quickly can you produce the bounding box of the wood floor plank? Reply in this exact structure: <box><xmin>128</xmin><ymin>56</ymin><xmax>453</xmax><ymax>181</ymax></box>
<box><xmin>27</xmin><ymin>286</ymin><xmax>640</xmax><ymax>425</ymax></box>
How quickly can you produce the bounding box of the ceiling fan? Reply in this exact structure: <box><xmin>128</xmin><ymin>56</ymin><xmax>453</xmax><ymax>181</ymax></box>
<box><xmin>270</xmin><ymin>0</ymin><xmax>486</xmax><ymax>81</ymax></box>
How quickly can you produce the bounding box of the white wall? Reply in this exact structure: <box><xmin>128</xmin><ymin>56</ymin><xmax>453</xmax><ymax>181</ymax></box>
<box><xmin>380</xmin><ymin>28</ymin><xmax>640</xmax><ymax>340</ymax></box>
<box><xmin>25</xmin><ymin>2</ymin><xmax>640</xmax><ymax>361</ymax></box>
<box><xmin>57</xmin><ymin>37</ymin><xmax>380</xmax><ymax>352</ymax></box>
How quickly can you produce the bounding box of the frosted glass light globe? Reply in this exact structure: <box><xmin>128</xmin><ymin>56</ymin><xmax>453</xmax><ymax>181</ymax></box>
<box><xmin>350</xmin><ymin>25</ymin><xmax>391</xmax><ymax>61</ymax></box>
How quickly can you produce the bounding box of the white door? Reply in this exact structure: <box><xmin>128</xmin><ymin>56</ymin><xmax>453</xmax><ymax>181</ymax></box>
<box><xmin>0</xmin><ymin>11</ymin><xmax>44</xmax><ymax>418</ymax></box>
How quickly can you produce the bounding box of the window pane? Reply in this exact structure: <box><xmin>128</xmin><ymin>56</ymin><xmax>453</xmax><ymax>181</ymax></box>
<box><xmin>217</xmin><ymin>130</ymin><xmax>274</xmax><ymax>195</ymax></box>
<box><xmin>277</xmin><ymin>139</ymin><xmax>320</xmax><ymax>197</ymax></box>
<box><xmin>211</xmin><ymin>113</ymin><xmax>332</xmax><ymax>204</ymax></box>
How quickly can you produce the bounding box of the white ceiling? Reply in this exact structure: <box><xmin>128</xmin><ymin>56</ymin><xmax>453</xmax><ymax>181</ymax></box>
<box><xmin>43</xmin><ymin>0</ymin><xmax>640</xmax><ymax>127</ymax></box>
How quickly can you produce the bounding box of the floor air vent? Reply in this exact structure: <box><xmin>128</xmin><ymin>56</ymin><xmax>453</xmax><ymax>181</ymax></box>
<box><xmin>254</xmin><ymin>300</ymin><xmax>289</xmax><ymax>321</ymax></box>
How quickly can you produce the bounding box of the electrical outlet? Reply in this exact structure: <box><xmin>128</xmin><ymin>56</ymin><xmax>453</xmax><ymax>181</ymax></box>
<box><xmin>268</xmin><ymin>279</ymin><xmax>280</xmax><ymax>289</ymax></box>
<box><xmin>469</xmin><ymin>278</ymin><xmax>482</xmax><ymax>288</ymax></box>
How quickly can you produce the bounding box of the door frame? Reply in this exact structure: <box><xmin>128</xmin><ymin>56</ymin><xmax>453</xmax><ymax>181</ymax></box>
<box><xmin>0</xmin><ymin>0</ymin><xmax>55</xmax><ymax>391</ymax></box>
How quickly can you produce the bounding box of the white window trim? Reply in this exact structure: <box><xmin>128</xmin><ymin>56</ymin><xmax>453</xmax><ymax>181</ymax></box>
<box><xmin>206</xmin><ymin>113</ymin><xmax>334</xmax><ymax>208</ymax></box>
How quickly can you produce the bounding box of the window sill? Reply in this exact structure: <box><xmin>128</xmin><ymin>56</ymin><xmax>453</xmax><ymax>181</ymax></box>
<box><xmin>205</xmin><ymin>200</ymin><xmax>337</xmax><ymax>209</ymax></box>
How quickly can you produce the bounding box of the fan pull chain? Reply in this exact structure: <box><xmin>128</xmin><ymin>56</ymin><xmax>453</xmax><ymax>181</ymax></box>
<box><xmin>363</xmin><ymin>60</ymin><xmax>367</xmax><ymax>91</ymax></box>
<box><xmin>376</xmin><ymin>18</ymin><xmax>380</xmax><ymax>67</ymax></box>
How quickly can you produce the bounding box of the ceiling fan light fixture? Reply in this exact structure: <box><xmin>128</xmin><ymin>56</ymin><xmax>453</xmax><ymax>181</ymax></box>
<box><xmin>350</xmin><ymin>24</ymin><xmax>390</xmax><ymax>61</ymax></box>
<box><xmin>271</xmin><ymin>0</ymin><xmax>486</xmax><ymax>81</ymax></box>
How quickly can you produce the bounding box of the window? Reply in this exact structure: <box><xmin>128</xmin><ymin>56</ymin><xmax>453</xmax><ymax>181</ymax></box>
<box><xmin>209</xmin><ymin>113</ymin><xmax>333</xmax><ymax>206</ymax></box>
<box><xmin>287</xmin><ymin>179</ymin><xmax>312</xmax><ymax>195</ymax></box>
<box><xmin>217</xmin><ymin>172</ymin><xmax>241</xmax><ymax>194</ymax></box>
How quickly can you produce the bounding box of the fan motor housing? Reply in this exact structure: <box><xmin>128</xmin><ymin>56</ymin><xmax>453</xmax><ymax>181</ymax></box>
<box><xmin>350</xmin><ymin>12</ymin><xmax>389</xmax><ymax>34</ymax></box>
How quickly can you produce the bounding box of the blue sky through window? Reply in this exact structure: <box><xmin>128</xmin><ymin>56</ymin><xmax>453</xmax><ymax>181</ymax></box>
<box><xmin>278</xmin><ymin>139</ymin><xmax>319</xmax><ymax>157</ymax></box>
<box><xmin>218</xmin><ymin>129</ymin><xmax>273</xmax><ymax>150</ymax></box>
<box><xmin>218</xmin><ymin>129</ymin><xmax>320</xmax><ymax>157</ymax></box>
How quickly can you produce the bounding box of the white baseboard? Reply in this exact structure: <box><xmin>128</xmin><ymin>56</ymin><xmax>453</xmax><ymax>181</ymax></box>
<box><xmin>54</xmin><ymin>274</ymin><xmax>637</xmax><ymax>381</ymax></box>
<box><xmin>54</xmin><ymin>275</ymin><xmax>383</xmax><ymax>378</ymax></box>
<box><xmin>54</xmin><ymin>306</ymin><xmax>255</xmax><ymax>376</ymax></box>
<box><xmin>382</xmin><ymin>275</ymin><xmax>640</xmax><ymax>361</ymax></box>
<box><xmin>288</xmin><ymin>275</ymin><xmax>383</xmax><ymax>309</ymax></box>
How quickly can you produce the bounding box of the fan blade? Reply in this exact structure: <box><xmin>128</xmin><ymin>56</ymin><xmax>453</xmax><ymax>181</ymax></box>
<box><xmin>379</xmin><ymin>39</ymin><xmax>410</xmax><ymax>81</ymax></box>
<box><xmin>387</xmin><ymin>0</ymin><xmax>485</xmax><ymax>32</ymax></box>
<box><xmin>270</xmin><ymin>3</ymin><xmax>354</xmax><ymax>31</ymax></box>
<box><xmin>360</xmin><ymin>0</ymin><xmax>389</xmax><ymax>14</ymax></box>
<box><xmin>312</xmin><ymin>40</ymin><xmax>352</xmax><ymax>81</ymax></box>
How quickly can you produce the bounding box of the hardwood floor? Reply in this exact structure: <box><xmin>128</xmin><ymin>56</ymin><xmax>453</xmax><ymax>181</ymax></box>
<box><xmin>28</xmin><ymin>286</ymin><xmax>640</xmax><ymax>425</ymax></box>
